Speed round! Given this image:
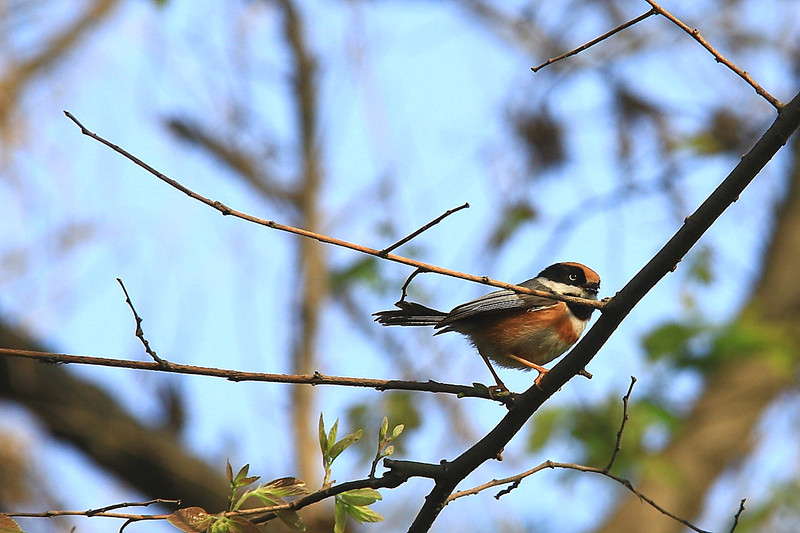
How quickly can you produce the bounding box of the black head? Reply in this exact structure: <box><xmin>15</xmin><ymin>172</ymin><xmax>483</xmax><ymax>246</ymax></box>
<box><xmin>536</xmin><ymin>262</ymin><xmax>601</xmax><ymax>297</ymax></box>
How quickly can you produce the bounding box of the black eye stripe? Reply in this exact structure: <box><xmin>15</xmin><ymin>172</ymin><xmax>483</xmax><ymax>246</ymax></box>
<box><xmin>539</xmin><ymin>263</ymin><xmax>587</xmax><ymax>285</ymax></box>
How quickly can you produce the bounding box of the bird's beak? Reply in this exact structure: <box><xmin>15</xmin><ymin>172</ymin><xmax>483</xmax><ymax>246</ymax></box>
<box><xmin>583</xmin><ymin>282</ymin><xmax>600</xmax><ymax>296</ymax></box>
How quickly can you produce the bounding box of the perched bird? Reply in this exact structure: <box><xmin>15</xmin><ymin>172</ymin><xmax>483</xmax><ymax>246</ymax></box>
<box><xmin>374</xmin><ymin>262</ymin><xmax>600</xmax><ymax>391</ymax></box>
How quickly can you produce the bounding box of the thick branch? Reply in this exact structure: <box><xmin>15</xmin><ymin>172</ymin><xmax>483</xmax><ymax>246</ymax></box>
<box><xmin>404</xmin><ymin>90</ymin><xmax>800</xmax><ymax>532</ymax></box>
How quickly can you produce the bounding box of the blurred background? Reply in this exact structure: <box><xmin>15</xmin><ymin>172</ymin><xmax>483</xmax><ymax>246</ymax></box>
<box><xmin>1</xmin><ymin>1</ymin><xmax>799</xmax><ymax>532</ymax></box>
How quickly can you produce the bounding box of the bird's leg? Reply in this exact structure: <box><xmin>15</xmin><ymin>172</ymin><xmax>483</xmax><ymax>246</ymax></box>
<box><xmin>479</xmin><ymin>353</ymin><xmax>509</xmax><ymax>395</ymax></box>
<box><xmin>505</xmin><ymin>354</ymin><xmax>549</xmax><ymax>389</ymax></box>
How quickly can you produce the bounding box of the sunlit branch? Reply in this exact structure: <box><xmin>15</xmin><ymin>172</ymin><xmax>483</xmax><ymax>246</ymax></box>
<box><xmin>0</xmin><ymin>348</ymin><xmax>507</xmax><ymax>401</ymax></box>
<box><xmin>61</xmin><ymin>111</ymin><xmax>604</xmax><ymax>312</ymax></box>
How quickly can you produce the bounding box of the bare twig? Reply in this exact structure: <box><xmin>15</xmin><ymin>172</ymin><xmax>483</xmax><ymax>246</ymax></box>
<box><xmin>0</xmin><ymin>348</ymin><xmax>511</xmax><ymax>401</ymax></box>
<box><xmin>87</xmin><ymin>499</ymin><xmax>180</xmax><ymax>516</ymax></box>
<box><xmin>644</xmin><ymin>0</ymin><xmax>782</xmax><ymax>109</ymax></box>
<box><xmin>61</xmin><ymin>111</ymin><xmax>604</xmax><ymax>312</ymax></box>
<box><xmin>447</xmin><ymin>461</ymin><xmax>712</xmax><ymax>533</ymax></box>
<box><xmin>379</xmin><ymin>202</ymin><xmax>470</xmax><ymax>255</ymax></box>
<box><xmin>604</xmin><ymin>376</ymin><xmax>636</xmax><ymax>472</ymax></box>
<box><xmin>532</xmin><ymin>9</ymin><xmax>657</xmax><ymax>72</ymax></box>
<box><xmin>116</xmin><ymin>278</ymin><xmax>166</xmax><ymax>366</ymax></box>
<box><xmin>728</xmin><ymin>499</ymin><xmax>746</xmax><ymax>533</ymax></box>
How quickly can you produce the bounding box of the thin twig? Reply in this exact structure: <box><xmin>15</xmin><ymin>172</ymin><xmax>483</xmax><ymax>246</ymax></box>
<box><xmin>532</xmin><ymin>9</ymin><xmax>657</xmax><ymax>72</ymax></box>
<box><xmin>604</xmin><ymin>376</ymin><xmax>636</xmax><ymax>472</ymax></box>
<box><xmin>644</xmin><ymin>0</ymin><xmax>782</xmax><ymax>109</ymax></box>
<box><xmin>86</xmin><ymin>499</ymin><xmax>180</xmax><ymax>516</ymax></box>
<box><xmin>0</xmin><ymin>348</ymin><xmax>511</xmax><ymax>401</ymax></box>
<box><xmin>116</xmin><ymin>278</ymin><xmax>166</xmax><ymax>366</ymax></box>
<box><xmin>399</xmin><ymin>268</ymin><xmax>429</xmax><ymax>302</ymax></box>
<box><xmin>62</xmin><ymin>111</ymin><xmax>604</xmax><ymax>312</ymax></box>
<box><xmin>728</xmin><ymin>499</ymin><xmax>746</xmax><ymax>533</ymax></box>
<box><xmin>447</xmin><ymin>461</ymin><xmax>711</xmax><ymax>533</ymax></box>
<box><xmin>379</xmin><ymin>202</ymin><xmax>470</xmax><ymax>255</ymax></box>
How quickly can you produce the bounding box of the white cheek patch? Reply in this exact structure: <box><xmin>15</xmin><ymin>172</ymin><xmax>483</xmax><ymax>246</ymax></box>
<box><xmin>538</xmin><ymin>278</ymin><xmax>597</xmax><ymax>299</ymax></box>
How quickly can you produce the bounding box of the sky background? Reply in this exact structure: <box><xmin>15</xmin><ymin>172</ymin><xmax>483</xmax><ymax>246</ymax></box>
<box><xmin>2</xmin><ymin>1</ymin><xmax>799</xmax><ymax>532</ymax></box>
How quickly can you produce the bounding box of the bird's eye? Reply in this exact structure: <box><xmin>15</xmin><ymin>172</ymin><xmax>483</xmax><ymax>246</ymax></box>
<box><xmin>569</xmin><ymin>274</ymin><xmax>578</xmax><ymax>281</ymax></box>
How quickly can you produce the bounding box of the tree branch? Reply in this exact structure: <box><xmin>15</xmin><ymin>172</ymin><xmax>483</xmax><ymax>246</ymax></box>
<box><xmin>0</xmin><ymin>348</ymin><xmax>508</xmax><ymax>401</ymax></box>
<box><xmin>61</xmin><ymin>110</ymin><xmax>604</xmax><ymax>311</ymax></box>
<box><xmin>403</xmin><ymin>90</ymin><xmax>800</xmax><ymax>532</ymax></box>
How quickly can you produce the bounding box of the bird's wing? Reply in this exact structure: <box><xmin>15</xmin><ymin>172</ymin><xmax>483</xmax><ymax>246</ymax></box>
<box><xmin>435</xmin><ymin>278</ymin><xmax>558</xmax><ymax>328</ymax></box>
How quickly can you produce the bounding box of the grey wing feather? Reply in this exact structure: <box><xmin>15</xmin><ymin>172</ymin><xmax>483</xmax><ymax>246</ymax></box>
<box><xmin>435</xmin><ymin>278</ymin><xmax>557</xmax><ymax>328</ymax></box>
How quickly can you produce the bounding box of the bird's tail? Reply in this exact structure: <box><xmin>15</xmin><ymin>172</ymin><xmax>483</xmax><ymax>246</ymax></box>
<box><xmin>373</xmin><ymin>301</ymin><xmax>446</xmax><ymax>327</ymax></box>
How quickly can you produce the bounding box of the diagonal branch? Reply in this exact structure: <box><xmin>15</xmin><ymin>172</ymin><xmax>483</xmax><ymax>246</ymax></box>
<box><xmin>61</xmin><ymin>111</ymin><xmax>604</xmax><ymax>311</ymax></box>
<box><xmin>401</xmin><ymin>89</ymin><xmax>800</xmax><ymax>532</ymax></box>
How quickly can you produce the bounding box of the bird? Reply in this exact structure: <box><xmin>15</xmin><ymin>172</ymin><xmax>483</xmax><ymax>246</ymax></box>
<box><xmin>373</xmin><ymin>262</ymin><xmax>600</xmax><ymax>391</ymax></box>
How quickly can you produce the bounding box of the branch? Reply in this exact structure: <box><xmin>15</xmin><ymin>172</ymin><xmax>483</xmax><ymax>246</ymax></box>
<box><xmin>0</xmin><ymin>348</ymin><xmax>508</xmax><ymax>401</ymax></box>
<box><xmin>379</xmin><ymin>202</ymin><xmax>470</xmax><ymax>255</ymax></box>
<box><xmin>116</xmin><ymin>278</ymin><xmax>165</xmax><ymax>365</ymax></box>
<box><xmin>531</xmin><ymin>9</ymin><xmax>657</xmax><ymax>72</ymax></box>
<box><xmin>604</xmin><ymin>376</ymin><xmax>636</xmax><ymax>472</ymax></box>
<box><xmin>644</xmin><ymin>0</ymin><xmax>782</xmax><ymax>109</ymax></box>
<box><xmin>530</xmin><ymin>1</ymin><xmax>782</xmax><ymax>110</ymax></box>
<box><xmin>61</xmin><ymin>110</ymin><xmax>604</xmax><ymax>312</ymax></box>
<box><xmin>403</xmin><ymin>89</ymin><xmax>800</xmax><ymax>532</ymax></box>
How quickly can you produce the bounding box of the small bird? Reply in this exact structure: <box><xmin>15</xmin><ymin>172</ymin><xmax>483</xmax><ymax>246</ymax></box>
<box><xmin>374</xmin><ymin>262</ymin><xmax>600</xmax><ymax>391</ymax></box>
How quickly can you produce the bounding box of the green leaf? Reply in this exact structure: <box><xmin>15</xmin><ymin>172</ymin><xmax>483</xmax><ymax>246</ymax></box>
<box><xmin>276</xmin><ymin>510</ymin><xmax>306</xmax><ymax>532</ymax></box>
<box><xmin>329</xmin><ymin>429</ymin><xmax>363</xmax><ymax>462</ymax></box>
<box><xmin>641</xmin><ymin>321</ymin><xmax>703</xmax><ymax>362</ymax></box>
<box><xmin>527</xmin><ymin>408</ymin><xmax>565</xmax><ymax>452</ymax></box>
<box><xmin>382</xmin><ymin>445</ymin><xmax>395</xmax><ymax>457</ymax></box>
<box><xmin>334</xmin><ymin>500</ymin><xmax>348</xmax><ymax>533</ymax></box>
<box><xmin>167</xmin><ymin>507</ymin><xmax>214</xmax><ymax>533</ymax></box>
<box><xmin>379</xmin><ymin>417</ymin><xmax>389</xmax><ymax>443</ymax></box>
<box><xmin>328</xmin><ymin>418</ymin><xmax>340</xmax><ymax>451</ymax></box>
<box><xmin>391</xmin><ymin>424</ymin><xmax>404</xmax><ymax>440</ymax></box>
<box><xmin>0</xmin><ymin>515</ymin><xmax>23</xmax><ymax>533</ymax></box>
<box><xmin>345</xmin><ymin>503</ymin><xmax>384</xmax><ymax>524</ymax></box>
<box><xmin>339</xmin><ymin>488</ymin><xmax>382</xmax><ymax>507</ymax></box>
<box><xmin>318</xmin><ymin>414</ymin><xmax>328</xmax><ymax>455</ymax></box>
<box><xmin>226</xmin><ymin>517</ymin><xmax>261</xmax><ymax>533</ymax></box>
<box><xmin>262</xmin><ymin>477</ymin><xmax>308</xmax><ymax>497</ymax></box>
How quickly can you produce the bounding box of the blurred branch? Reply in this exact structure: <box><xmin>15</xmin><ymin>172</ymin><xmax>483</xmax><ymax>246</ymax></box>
<box><xmin>0</xmin><ymin>348</ymin><xmax>509</xmax><ymax>401</ymax></box>
<box><xmin>0</xmin><ymin>0</ymin><xmax>119</xmax><ymax>141</ymax></box>
<box><xmin>165</xmin><ymin>117</ymin><xmax>299</xmax><ymax>206</ymax></box>
<box><xmin>0</xmin><ymin>323</ymin><xmax>228</xmax><ymax>511</ymax></box>
<box><xmin>61</xmin><ymin>110</ymin><xmax>605</xmax><ymax>311</ymax></box>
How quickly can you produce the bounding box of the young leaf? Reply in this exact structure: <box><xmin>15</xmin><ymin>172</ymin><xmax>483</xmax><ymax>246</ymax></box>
<box><xmin>167</xmin><ymin>507</ymin><xmax>214</xmax><ymax>533</ymax></box>
<box><xmin>339</xmin><ymin>488</ymin><xmax>382</xmax><ymax>507</ymax></box>
<box><xmin>382</xmin><ymin>445</ymin><xmax>395</xmax><ymax>457</ymax></box>
<box><xmin>329</xmin><ymin>429</ymin><xmax>363</xmax><ymax>462</ymax></box>
<box><xmin>262</xmin><ymin>477</ymin><xmax>308</xmax><ymax>497</ymax></box>
<box><xmin>276</xmin><ymin>510</ymin><xmax>306</xmax><ymax>532</ymax></box>
<box><xmin>328</xmin><ymin>418</ymin><xmax>340</xmax><ymax>451</ymax></box>
<box><xmin>226</xmin><ymin>516</ymin><xmax>261</xmax><ymax>533</ymax></box>
<box><xmin>318</xmin><ymin>414</ymin><xmax>328</xmax><ymax>455</ymax></box>
<box><xmin>391</xmin><ymin>424</ymin><xmax>404</xmax><ymax>439</ymax></box>
<box><xmin>226</xmin><ymin>460</ymin><xmax>233</xmax><ymax>484</ymax></box>
<box><xmin>379</xmin><ymin>416</ymin><xmax>388</xmax><ymax>443</ymax></box>
<box><xmin>334</xmin><ymin>500</ymin><xmax>348</xmax><ymax>533</ymax></box>
<box><xmin>0</xmin><ymin>514</ymin><xmax>24</xmax><ymax>533</ymax></box>
<box><xmin>345</xmin><ymin>503</ymin><xmax>384</xmax><ymax>524</ymax></box>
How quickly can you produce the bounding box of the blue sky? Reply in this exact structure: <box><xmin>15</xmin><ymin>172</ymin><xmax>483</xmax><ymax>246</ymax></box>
<box><xmin>2</xmin><ymin>1</ymin><xmax>799</xmax><ymax>532</ymax></box>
